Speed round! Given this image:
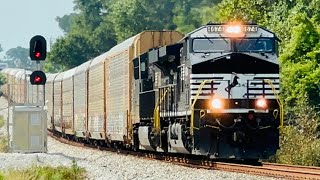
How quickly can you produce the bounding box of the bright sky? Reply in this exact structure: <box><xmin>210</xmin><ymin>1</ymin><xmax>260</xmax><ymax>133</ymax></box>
<box><xmin>0</xmin><ymin>0</ymin><xmax>74</xmax><ymax>55</ymax></box>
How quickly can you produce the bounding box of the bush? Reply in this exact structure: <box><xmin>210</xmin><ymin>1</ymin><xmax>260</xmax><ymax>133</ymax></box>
<box><xmin>0</xmin><ymin>74</ymin><xmax>6</xmax><ymax>87</ymax></box>
<box><xmin>0</xmin><ymin>138</ymin><xmax>7</xmax><ymax>153</ymax></box>
<box><xmin>3</xmin><ymin>160</ymin><xmax>86</xmax><ymax>180</ymax></box>
<box><xmin>0</xmin><ymin>115</ymin><xmax>7</xmax><ymax>153</ymax></box>
<box><xmin>276</xmin><ymin>102</ymin><xmax>320</xmax><ymax>166</ymax></box>
<box><xmin>0</xmin><ymin>115</ymin><xmax>4</xmax><ymax>128</ymax></box>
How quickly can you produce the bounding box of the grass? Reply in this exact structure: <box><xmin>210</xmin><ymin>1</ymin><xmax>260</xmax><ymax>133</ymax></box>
<box><xmin>0</xmin><ymin>138</ymin><xmax>7</xmax><ymax>153</ymax></box>
<box><xmin>0</xmin><ymin>115</ymin><xmax>4</xmax><ymax>128</ymax></box>
<box><xmin>1</xmin><ymin>160</ymin><xmax>86</xmax><ymax>180</ymax></box>
<box><xmin>0</xmin><ymin>115</ymin><xmax>7</xmax><ymax>153</ymax></box>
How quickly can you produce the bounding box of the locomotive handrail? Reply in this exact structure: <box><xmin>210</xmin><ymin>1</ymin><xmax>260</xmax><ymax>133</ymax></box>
<box><xmin>153</xmin><ymin>87</ymin><xmax>169</xmax><ymax>134</ymax></box>
<box><xmin>264</xmin><ymin>79</ymin><xmax>283</xmax><ymax>129</ymax></box>
<box><xmin>190</xmin><ymin>79</ymin><xmax>214</xmax><ymax>136</ymax></box>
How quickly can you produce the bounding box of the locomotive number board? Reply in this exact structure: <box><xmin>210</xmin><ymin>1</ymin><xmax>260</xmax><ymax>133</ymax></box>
<box><xmin>207</xmin><ymin>25</ymin><xmax>259</xmax><ymax>33</ymax></box>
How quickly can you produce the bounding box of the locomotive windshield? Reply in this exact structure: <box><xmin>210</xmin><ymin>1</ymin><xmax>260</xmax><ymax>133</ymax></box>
<box><xmin>192</xmin><ymin>38</ymin><xmax>231</xmax><ymax>52</ymax></box>
<box><xmin>234</xmin><ymin>38</ymin><xmax>274</xmax><ymax>52</ymax></box>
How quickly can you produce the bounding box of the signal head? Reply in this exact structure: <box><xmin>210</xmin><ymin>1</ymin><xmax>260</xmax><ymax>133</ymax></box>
<box><xmin>30</xmin><ymin>35</ymin><xmax>47</xmax><ymax>61</ymax></box>
<box><xmin>30</xmin><ymin>70</ymin><xmax>46</xmax><ymax>85</ymax></box>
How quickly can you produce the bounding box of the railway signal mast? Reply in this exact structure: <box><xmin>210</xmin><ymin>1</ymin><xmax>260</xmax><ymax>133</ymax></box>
<box><xmin>6</xmin><ymin>35</ymin><xmax>48</xmax><ymax>153</ymax></box>
<box><xmin>29</xmin><ymin>35</ymin><xmax>47</xmax><ymax>85</ymax></box>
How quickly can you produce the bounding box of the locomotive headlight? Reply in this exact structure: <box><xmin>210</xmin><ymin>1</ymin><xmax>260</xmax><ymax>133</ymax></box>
<box><xmin>225</xmin><ymin>25</ymin><xmax>241</xmax><ymax>34</ymax></box>
<box><xmin>256</xmin><ymin>98</ymin><xmax>267</xmax><ymax>108</ymax></box>
<box><xmin>211</xmin><ymin>98</ymin><xmax>223</xmax><ymax>109</ymax></box>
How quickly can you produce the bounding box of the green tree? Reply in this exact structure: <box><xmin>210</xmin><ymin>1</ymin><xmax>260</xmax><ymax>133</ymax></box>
<box><xmin>173</xmin><ymin>0</ymin><xmax>222</xmax><ymax>34</ymax></box>
<box><xmin>47</xmin><ymin>34</ymin><xmax>92</xmax><ymax>70</ymax></box>
<box><xmin>5</xmin><ymin>46</ymin><xmax>35</xmax><ymax>69</ymax></box>
<box><xmin>262</xmin><ymin>0</ymin><xmax>293</xmax><ymax>46</ymax></box>
<box><xmin>46</xmin><ymin>0</ymin><xmax>117</xmax><ymax>72</ymax></box>
<box><xmin>0</xmin><ymin>44</ymin><xmax>2</xmax><ymax>53</ymax></box>
<box><xmin>281</xmin><ymin>61</ymin><xmax>320</xmax><ymax>110</ymax></box>
<box><xmin>280</xmin><ymin>12</ymin><xmax>320</xmax><ymax>64</ymax></box>
<box><xmin>214</xmin><ymin>0</ymin><xmax>276</xmax><ymax>23</ymax></box>
<box><xmin>56</xmin><ymin>13</ymin><xmax>77</xmax><ymax>33</ymax></box>
<box><xmin>73</xmin><ymin>0</ymin><xmax>106</xmax><ymax>30</ymax></box>
<box><xmin>109</xmin><ymin>0</ymin><xmax>177</xmax><ymax>42</ymax></box>
<box><xmin>109</xmin><ymin>0</ymin><xmax>149</xmax><ymax>42</ymax></box>
<box><xmin>276</xmin><ymin>1</ymin><xmax>320</xmax><ymax>109</ymax></box>
<box><xmin>47</xmin><ymin>0</ymin><xmax>228</xmax><ymax>70</ymax></box>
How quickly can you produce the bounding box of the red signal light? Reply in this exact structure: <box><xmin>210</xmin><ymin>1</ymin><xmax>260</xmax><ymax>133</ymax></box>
<box><xmin>35</xmin><ymin>52</ymin><xmax>41</xmax><ymax>58</ymax></box>
<box><xmin>30</xmin><ymin>71</ymin><xmax>46</xmax><ymax>85</ymax></box>
<box><xmin>34</xmin><ymin>76</ymin><xmax>42</xmax><ymax>83</ymax></box>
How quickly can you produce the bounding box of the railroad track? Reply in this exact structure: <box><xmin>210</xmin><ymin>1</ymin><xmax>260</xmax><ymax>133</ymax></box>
<box><xmin>48</xmin><ymin>131</ymin><xmax>320</xmax><ymax>180</ymax></box>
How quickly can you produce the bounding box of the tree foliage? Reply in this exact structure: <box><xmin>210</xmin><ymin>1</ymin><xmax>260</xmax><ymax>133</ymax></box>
<box><xmin>109</xmin><ymin>0</ymin><xmax>177</xmax><ymax>41</ymax></box>
<box><xmin>56</xmin><ymin>13</ymin><xmax>77</xmax><ymax>33</ymax></box>
<box><xmin>46</xmin><ymin>0</ymin><xmax>220</xmax><ymax>71</ymax></box>
<box><xmin>214</xmin><ymin>0</ymin><xmax>275</xmax><ymax>23</ymax></box>
<box><xmin>277</xmin><ymin>2</ymin><xmax>320</xmax><ymax>109</ymax></box>
<box><xmin>5</xmin><ymin>46</ymin><xmax>36</xmax><ymax>70</ymax></box>
<box><xmin>276</xmin><ymin>103</ymin><xmax>320</xmax><ymax>166</ymax></box>
<box><xmin>46</xmin><ymin>0</ymin><xmax>117</xmax><ymax>71</ymax></box>
<box><xmin>0</xmin><ymin>73</ymin><xmax>6</xmax><ymax>87</ymax></box>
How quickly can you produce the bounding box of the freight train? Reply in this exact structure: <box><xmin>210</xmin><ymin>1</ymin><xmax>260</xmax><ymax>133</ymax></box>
<box><xmin>1</xmin><ymin>22</ymin><xmax>282</xmax><ymax>160</ymax></box>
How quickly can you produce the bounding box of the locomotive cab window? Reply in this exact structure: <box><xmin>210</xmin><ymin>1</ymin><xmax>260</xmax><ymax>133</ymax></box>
<box><xmin>234</xmin><ymin>38</ymin><xmax>274</xmax><ymax>53</ymax></box>
<box><xmin>192</xmin><ymin>38</ymin><xmax>231</xmax><ymax>53</ymax></box>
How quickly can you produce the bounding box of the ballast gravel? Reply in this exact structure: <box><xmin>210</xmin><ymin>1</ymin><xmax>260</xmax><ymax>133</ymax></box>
<box><xmin>0</xmin><ymin>97</ymin><xmax>282</xmax><ymax>180</ymax></box>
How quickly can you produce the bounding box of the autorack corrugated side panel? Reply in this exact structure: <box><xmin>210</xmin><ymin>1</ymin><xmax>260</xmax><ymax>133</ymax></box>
<box><xmin>53</xmin><ymin>72</ymin><xmax>65</xmax><ymax>132</ymax></box>
<box><xmin>88</xmin><ymin>54</ymin><xmax>106</xmax><ymax>139</ymax></box>
<box><xmin>74</xmin><ymin>60</ymin><xmax>92</xmax><ymax>136</ymax></box>
<box><xmin>62</xmin><ymin>68</ymin><xmax>76</xmax><ymax>134</ymax></box>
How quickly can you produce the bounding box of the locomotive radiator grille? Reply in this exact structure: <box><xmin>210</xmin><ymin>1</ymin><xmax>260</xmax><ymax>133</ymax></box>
<box><xmin>190</xmin><ymin>73</ymin><xmax>280</xmax><ymax>100</ymax></box>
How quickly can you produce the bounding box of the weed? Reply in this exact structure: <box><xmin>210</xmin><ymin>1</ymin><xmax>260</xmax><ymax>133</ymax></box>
<box><xmin>2</xmin><ymin>163</ymin><xmax>86</xmax><ymax>180</ymax></box>
<box><xmin>0</xmin><ymin>115</ymin><xmax>4</xmax><ymax>128</ymax></box>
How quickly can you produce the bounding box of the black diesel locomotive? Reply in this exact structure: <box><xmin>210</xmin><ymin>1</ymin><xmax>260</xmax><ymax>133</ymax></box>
<box><xmin>132</xmin><ymin>23</ymin><xmax>281</xmax><ymax>160</ymax></box>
